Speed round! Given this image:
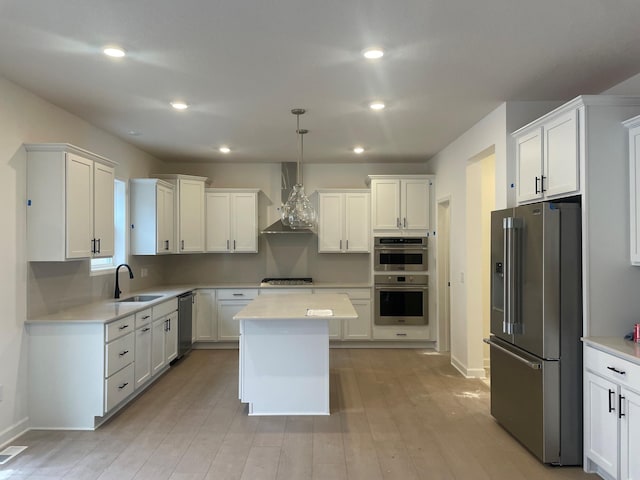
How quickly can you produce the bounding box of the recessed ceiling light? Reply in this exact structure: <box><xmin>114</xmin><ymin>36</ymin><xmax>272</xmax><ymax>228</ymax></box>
<box><xmin>353</xmin><ymin>146</ymin><xmax>365</xmax><ymax>154</ymax></box>
<box><xmin>103</xmin><ymin>46</ymin><xmax>126</xmax><ymax>58</ymax></box>
<box><xmin>219</xmin><ymin>146</ymin><xmax>231</xmax><ymax>154</ymax></box>
<box><xmin>363</xmin><ymin>48</ymin><xmax>384</xmax><ymax>59</ymax></box>
<box><xmin>170</xmin><ymin>102</ymin><xmax>189</xmax><ymax>110</ymax></box>
<box><xmin>369</xmin><ymin>101</ymin><xmax>385</xmax><ymax>111</ymax></box>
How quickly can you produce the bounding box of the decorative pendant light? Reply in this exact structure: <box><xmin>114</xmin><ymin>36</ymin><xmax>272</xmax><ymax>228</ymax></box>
<box><xmin>281</xmin><ymin>108</ymin><xmax>317</xmax><ymax>229</ymax></box>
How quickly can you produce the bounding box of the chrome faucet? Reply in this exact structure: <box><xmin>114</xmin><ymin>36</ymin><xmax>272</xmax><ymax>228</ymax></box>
<box><xmin>114</xmin><ymin>264</ymin><xmax>134</xmax><ymax>299</ymax></box>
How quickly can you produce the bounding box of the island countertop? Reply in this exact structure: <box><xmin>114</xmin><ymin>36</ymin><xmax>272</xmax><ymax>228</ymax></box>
<box><xmin>234</xmin><ymin>293</ymin><xmax>357</xmax><ymax>321</ymax></box>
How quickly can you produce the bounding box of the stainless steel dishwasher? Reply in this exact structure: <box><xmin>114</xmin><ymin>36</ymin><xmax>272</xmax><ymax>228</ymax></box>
<box><xmin>176</xmin><ymin>291</ymin><xmax>194</xmax><ymax>360</ymax></box>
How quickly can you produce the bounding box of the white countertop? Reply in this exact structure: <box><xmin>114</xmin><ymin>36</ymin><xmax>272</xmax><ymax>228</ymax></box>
<box><xmin>582</xmin><ymin>336</ymin><xmax>640</xmax><ymax>366</ymax></box>
<box><xmin>234</xmin><ymin>293</ymin><xmax>358</xmax><ymax>321</ymax></box>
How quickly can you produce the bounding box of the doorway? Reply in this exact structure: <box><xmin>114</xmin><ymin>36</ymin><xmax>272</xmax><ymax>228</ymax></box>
<box><xmin>436</xmin><ymin>197</ymin><xmax>451</xmax><ymax>352</ymax></box>
<box><xmin>465</xmin><ymin>149</ymin><xmax>495</xmax><ymax>377</ymax></box>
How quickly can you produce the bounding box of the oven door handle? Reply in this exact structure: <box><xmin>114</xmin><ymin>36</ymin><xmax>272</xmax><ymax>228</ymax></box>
<box><xmin>374</xmin><ymin>247</ymin><xmax>428</xmax><ymax>252</ymax></box>
<box><xmin>375</xmin><ymin>285</ymin><xmax>428</xmax><ymax>290</ymax></box>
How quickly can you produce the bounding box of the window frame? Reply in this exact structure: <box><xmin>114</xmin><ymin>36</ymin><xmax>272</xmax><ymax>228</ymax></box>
<box><xmin>90</xmin><ymin>178</ymin><xmax>128</xmax><ymax>276</ymax></box>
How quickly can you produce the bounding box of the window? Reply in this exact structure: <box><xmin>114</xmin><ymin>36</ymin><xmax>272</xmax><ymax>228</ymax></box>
<box><xmin>91</xmin><ymin>179</ymin><xmax>127</xmax><ymax>274</ymax></box>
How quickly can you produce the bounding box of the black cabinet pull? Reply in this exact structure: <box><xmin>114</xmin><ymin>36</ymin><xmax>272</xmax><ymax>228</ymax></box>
<box><xmin>608</xmin><ymin>389</ymin><xmax>615</xmax><ymax>413</ymax></box>
<box><xmin>142</xmin><ymin>327</ymin><xmax>150</xmax><ymax>332</ymax></box>
<box><xmin>540</xmin><ymin>175</ymin><xmax>546</xmax><ymax>192</ymax></box>
<box><xmin>97</xmin><ymin>238</ymin><xmax>101</xmax><ymax>253</ymax></box>
<box><xmin>118</xmin><ymin>382</ymin><xmax>129</xmax><ymax>390</ymax></box>
<box><xmin>535</xmin><ymin>176</ymin><xmax>540</xmax><ymax>194</ymax></box>
<box><xmin>91</xmin><ymin>238</ymin><xmax>96</xmax><ymax>254</ymax></box>
<box><xmin>619</xmin><ymin>395</ymin><xmax>625</xmax><ymax>419</ymax></box>
<box><xmin>119</xmin><ymin>350</ymin><xmax>129</xmax><ymax>357</ymax></box>
<box><xmin>118</xmin><ymin>324</ymin><xmax>129</xmax><ymax>330</ymax></box>
<box><xmin>607</xmin><ymin>366</ymin><xmax>626</xmax><ymax>375</ymax></box>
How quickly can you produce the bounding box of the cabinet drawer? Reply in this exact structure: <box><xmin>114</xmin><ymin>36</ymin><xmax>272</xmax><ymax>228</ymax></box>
<box><xmin>319</xmin><ymin>288</ymin><xmax>371</xmax><ymax>300</ymax></box>
<box><xmin>585</xmin><ymin>345</ymin><xmax>640</xmax><ymax>392</ymax></box>
<box><xmin>260</xmin><ymin>288</ymin><xmax>312</xmax><ymax>295</ymax></box>
<box><xmin>217</xmin><ymin>289</ymin><xmax>258</xmax><ymax>300</ymax></box>
<box><xmin>372</xmin><ymin>325</ymin><xmax>430</xmax><ymax>340</ymax></box>
<box><xmin>104</xmin><ymin>362</ymin><xmax>134</xmax><ymax>413</ymax></box>
<box><xmin>153</xmin><ymin>298</ymin><xmax>178</xmax><ymax>319</ymax></box>
<box><xmin>105</xmin><ymin>332</ymin><xmax>134</xmax><ymax>378</ymax></box>
<box><xmin>105</xmin><ymin>315</ymin><xmax>134</xmax><ymax>342</ymax></box>
<box><xmin>135</xmin><ymin>308</ymin><xmax>153</xmax><ymax>328</ymax></box>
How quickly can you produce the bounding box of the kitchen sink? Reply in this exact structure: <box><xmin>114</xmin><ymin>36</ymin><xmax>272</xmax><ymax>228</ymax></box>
<box><xmin>117</xmin><ymin>295</ymin><xmax>162</xmax><ymax>303</ymax></box>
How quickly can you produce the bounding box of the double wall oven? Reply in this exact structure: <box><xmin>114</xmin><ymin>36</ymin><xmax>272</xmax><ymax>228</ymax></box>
<box><xmin>373</xmin><ymin>237</ymin><xmax>428</xmax><ymax>326</ymax></box>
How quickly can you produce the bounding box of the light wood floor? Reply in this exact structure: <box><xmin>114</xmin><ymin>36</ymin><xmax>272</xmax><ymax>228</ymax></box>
<box><xmin>1</xmin><ymin>349</ymin><xmax>596</xmax><ymax>480</ymax></box>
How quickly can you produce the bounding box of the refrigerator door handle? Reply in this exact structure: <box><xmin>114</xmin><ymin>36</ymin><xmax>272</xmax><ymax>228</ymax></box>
<box><xmin>503</xmin><ymin>217</ymin><xmax>521</xmax><ymax>335</ymax></box>
<box><xmin>484</xmin><ymin>338</ymin><xmax>542</xmax><ymax>370</ymax></box>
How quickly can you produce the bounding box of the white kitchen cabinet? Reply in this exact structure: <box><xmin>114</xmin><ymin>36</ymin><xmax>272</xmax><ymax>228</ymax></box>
<box><xmin>217</xmin><ymin>289</ymin><xmax>258</xmax><ymax>341</ymax></box>
<box><xmin>151</xmin><ymin>311</ymin><xmax>178</xmax><ymax>374</ymax></box>
<box><xmin>369</xmin><ymin>175</ymin><xmax>432</xmax><ymax>233</ymax></box>
<box><xmin>26</xmin><ymin>143</ymin><xmax>116</xmax><ymax>261</ymax></box>
<box><xmin>154</xmin><ymin>174</ymin><xmax>207</xmax><ymax>253</ymax></box>
<box><xmin>514</xmin><ymin>107</ymin><xmax>579</xmax><ymax>204</ymax></box>
<box><xmin>317</xmin><ymin>190</ymin><xmax>370</xmax><ymax>253</ymax></box>
<box><xmin>316</xmin><ymin>288</ymin><xmax>371</xmax><ymax>341</ymax></box>
<box><xmin>624</xmin><ymin>115</ymin><xmax>640</xmax><ymax>266</ymax></box>
<box><xmin>584</xmin><ymin>343</ymin><xmax>640</xmax><ymax>480</ymax></box>
<box><xmin>134</xmin><ymin>321</ymin><xmax>152</xmax><ymax>389</ymax></box>
<box><xmin>205</xmin><ymin>189</ymin><xmax>259</xmax><ymax>253</ymax></box>
<box><xmin>130</xmin><ymin>179</ymin><xmax>176</xmax><ymax>255</ymax></box>
<box><xmin>195</xmin><ymin>289</ymin><xmax>217</xmax><ymax>341</ymax></box>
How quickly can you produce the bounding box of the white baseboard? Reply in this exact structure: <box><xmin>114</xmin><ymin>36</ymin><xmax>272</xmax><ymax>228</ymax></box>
<box><xmin>0</xmin><ymin>417</ymin><xmax>29</xmax><ymax>450</ymax></box>
<box><xmin>450</xmin><ymin>354</ymin><xmax>487</xmax><ymax>379</ymax></box>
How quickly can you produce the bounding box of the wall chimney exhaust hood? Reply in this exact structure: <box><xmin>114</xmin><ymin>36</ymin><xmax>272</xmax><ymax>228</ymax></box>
<box><xmin>261</xmin><ymin>162</ymin><xmax>314</xmax><ymax>234</ymax></box>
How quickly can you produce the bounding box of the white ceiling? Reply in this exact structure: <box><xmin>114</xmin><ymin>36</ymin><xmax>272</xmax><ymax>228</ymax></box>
<box><xmin>1</xmin><ymin>1</ymin><xmax>640</xmax><ymax>164</ymax></box>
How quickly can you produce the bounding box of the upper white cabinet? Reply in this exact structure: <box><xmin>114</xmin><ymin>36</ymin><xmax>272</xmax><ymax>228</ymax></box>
<box><xmin>26</xmin><ymin>143</ymin><xmax>116</xmax><ymax>261</ymax></box>
<box><xmin>624</xmin><ymin>115</ymin><xmax>640</xmax><ymax>265</ymax></box>
<box><xmin>130</xmin><ymin>179</ymin><xmax>176</xmax><ymax>255</ymax></box>
<box><xmin>155</xmin><ymin>174</ymin><xmax>207</xmax><ymax>253</ymax></box>
<box><xmin>514</xmin><ymin>106</ymin><xmax>579</xmax><ymax>203</ymax></box>
<box><xmin>317</xmin><ymin>190</ymin><xmax>370</xmax><ymax>253</ymax></box>
<box><xmin>369</xmin><ymin>175</ymin><xmax>433</xmax><ymax>233</ymax></box>
<box><xmin>205</xmin><ymin>189</ymin><xmax>259</xmax><ymax>253</ymax></box>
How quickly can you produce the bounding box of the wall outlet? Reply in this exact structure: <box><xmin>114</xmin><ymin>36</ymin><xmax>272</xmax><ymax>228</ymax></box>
<box><xmin>140</xmin><ymin>268</ymin><xmax>148</xmax><ymax>278</ymax></box>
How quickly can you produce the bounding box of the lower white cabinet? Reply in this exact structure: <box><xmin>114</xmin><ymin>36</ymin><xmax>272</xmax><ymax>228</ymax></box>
<box><xmin>134</xmin><ymin>322</ymin><xmax>152</xmax><ymax>389</ymax></box>
<box><xmin>317</xmin><ymin>288</ymin><xmax>371</xmax><ymax>341</ymax></box>
<box><xmin>372</xmin><ymin>325</ymin><xmax>430</xmax><ymax>340</ymax></box>
<box><xmin>584</xmin><ymin>343</ymin><xmax>640</xmax><ymax>480</ymax></box>
<box><xmin>151</xmin><ymin>311</ymin><xmax>178</xmax><ymax>374</ymax></box>
<box><xmin>195</xmin><ymin>289</ymin><xmax>217</xmax><ymax>341</ymax></box>
<box><xmin>217</xmin><ymin>289</ymin><xmax>258</xmax><ymax>341</ymax></box>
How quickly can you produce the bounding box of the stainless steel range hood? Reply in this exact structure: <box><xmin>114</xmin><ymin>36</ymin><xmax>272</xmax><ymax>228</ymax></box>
<box><xmin>261</xmin><ymin>162</ymin><xmax>314</xmax><ymax>234</ymax></box>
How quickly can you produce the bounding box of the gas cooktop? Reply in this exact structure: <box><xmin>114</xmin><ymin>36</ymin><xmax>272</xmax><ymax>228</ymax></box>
<box><xmin>260</xmin><ymin>277</ymin><xmax>313</xmax><ymax>286</ymax></box>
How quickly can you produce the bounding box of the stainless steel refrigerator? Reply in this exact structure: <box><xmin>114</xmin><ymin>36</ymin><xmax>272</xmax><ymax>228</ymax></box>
<box><xmin>486</xmin><ymin>201</ymin><xmax>582</xmax><ymax>465</ymax></box>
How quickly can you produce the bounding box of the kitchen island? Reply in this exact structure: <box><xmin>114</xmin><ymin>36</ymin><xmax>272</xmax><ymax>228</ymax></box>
<box><xmin>234</xmin><ymin>293</ymin><xmax>357</xmax><ymax>415</ymax></box>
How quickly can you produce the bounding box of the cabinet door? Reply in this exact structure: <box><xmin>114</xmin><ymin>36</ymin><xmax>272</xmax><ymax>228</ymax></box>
<box><xmin>516</xmin><ymin>128</ymin><xmax>544</xmax><ymax>204</ymax></box>
<box><xmin>630</xmin><ymin>126</ymin><xmax>640</xmax><ymax>265</ymax></box>
<box><xmin>584</xmin><ymin>372</ymin><xmax>619</xmax><ymax>480</ymax></box>
<box><xmin>318</xmin><ymin>193</ymin><xmax>344</xmax><ymax>252</ymax></box>
<box><xmin>371</xmin><ymin>179</ymin><xmax>400</xmax><ymax>230</ymax></box>
<box><xmin>344</xmin><ymin>193</ymin><xmax>370</xmax><ymax>252</ymax></box>
<box><xmin>156</xmin><ymin>184</ymin><xmax>175</xmax><ymax>253</ymax></box>
<box><xmin>232</xmin><ymin>193</ymin><xmax>258</xmax><ymax>252</ymax></box>
<box><xmin>205</xmin><ymin>192</ymin><xmax>231</xmax><ymax>252</ymax></box>
<box><xmin>621</xmin><ymin>387</ymin><xmax>640</xmax><ymax>480</ymax></box>
<box><xmin>165</xmin><ymin>312</ymin><xmax>178</xmax><ymax>363</ymax></box>
<box><xmin>65</xmin><ymin>153</ymin><xmax>94</xmax><ymax>258</ymax></box>
<box><xmin>134</xmin><ymin>325</ymin><xmax>152</xmax><ymax>389</ymax></box>
<box><xmin>344</xmin><ymin>300</ymin><xmax>371</xmax><ymax>340</ymax></box>
<box><xmin>93</xmin><ymin>162</ymin><xmax>115</xmax><ymax>258</ymax></box>
<box><xmin>402</xmin><ymin>179</ymin><xmax>429</xmax><ymax>230</ymax></box>
<box><xmin>151</xmin><ymin>317</ymin><xmax>166</xmax><ymax>375</ymax></box>
<box><xmin>217</xmin><ymin>301</ymin><xmax>246</xmax><ymax>341</ymax></box>
<box><xmin>178</xmin><ymin>179</ymin><xmax>205</xmax><ymax>252</ymax></box>
<box><xmin>328</xmin><ymin>318</ymin><xmax>342</xmax><ymax>340</ymax></box>
<box><xmin>544</xmin><ymin>109</ymin><xmax>579</xmax><ymax>199</ymax></box>
<box><xmin>195</xmin><ymin>289</ymin><xmax>217</xmax><ymax>341</ymax></box>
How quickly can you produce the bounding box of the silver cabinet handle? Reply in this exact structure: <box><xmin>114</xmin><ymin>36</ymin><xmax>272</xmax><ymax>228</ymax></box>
<box><xmin>119</xmin><ymin>350</ymin><xmax>129</xmax><ymax>357</ymax></box>
<box><xmin>118</xmin><ymin>382</ymin><xmax>129</xmax><ymax>390</ymax></box>
<box><xmin>118</xmin><ymin>324</ymin><xmax>129</xmax><ymax>330</ymax></box>
<box><xmin>483</xmin><ymin>338</ymin><xmax>541</xmax><ymax>369</ymax></box>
